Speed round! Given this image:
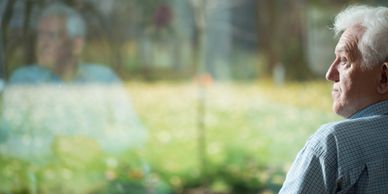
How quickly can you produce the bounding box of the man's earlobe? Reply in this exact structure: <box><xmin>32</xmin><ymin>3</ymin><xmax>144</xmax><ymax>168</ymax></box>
<box><xmin>377</xmin><ymin>63</ymin><xmax>388</xmax><ymax>94</ymax></box>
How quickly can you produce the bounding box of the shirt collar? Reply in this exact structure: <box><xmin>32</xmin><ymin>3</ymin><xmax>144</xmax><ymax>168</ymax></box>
<box><xmin>350</xmin><ymin>100</ymin><xmax>388</xmax><ymax>119</ymax></box>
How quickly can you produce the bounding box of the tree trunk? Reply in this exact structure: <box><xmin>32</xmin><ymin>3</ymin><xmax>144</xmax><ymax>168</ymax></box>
<box><xmin>258</xmin><ymin>0</ymin><xmax>313</xmax><ymax>81</ymax></box>
<box><xmin>257</xmin><ymin>0</ymin><xmax>278</xmax><ymax>77</ymax></box>
<box><xmin>0</xmin><ymin>0</ymin><xmax>16</xmax><ymax>80</ymax></box>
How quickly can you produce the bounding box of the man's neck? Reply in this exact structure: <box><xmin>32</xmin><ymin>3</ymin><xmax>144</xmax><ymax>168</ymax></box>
<box><xmin>54</xmin><ymin>59</ymin><xmax>79</xmax><ymax>81</ymax></box>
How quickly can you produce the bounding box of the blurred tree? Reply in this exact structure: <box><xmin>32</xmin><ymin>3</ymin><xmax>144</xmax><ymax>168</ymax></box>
<box><xmin>2</xmin><ymin>0</ymin><xmax>387</xmax><ymax>81</ymax></box>
<box><xmin>258</xmin><ymin>0</ymin><xmax>313</xmax><ymax>81</ymax></box>
<box><xmin>0</xmin><ymin>0</ymin><xmax>16</xmax><ymax>80</ymax></box>
<box><xmin>188</xmin><ymin>0</ymin><xmax>208</xmax><ymax>190</ymax></box>
<box><xmin>189</xmin><ymin>0</ymin><xmax>206</xmax><ymax>74</ymax></box>
<box><xmin>1</xmin><ymin>0</ymin><xmax>38</xmax><ymax>80</ymax></box>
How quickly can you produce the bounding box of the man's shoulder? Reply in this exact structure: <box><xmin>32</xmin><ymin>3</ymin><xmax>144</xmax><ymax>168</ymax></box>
<box><xmin>313</xmin><ymin>117</ymin><xmax>375</xmax><ymax>139</ymax></box>
<box><xmin>9</xmin><ymin>65</ymin><xmax>56</xmax><ymax>84</ymax></box>
<box><xmin>314</xmin><ymin>120</ymin><xmax>346</xmax><ymax>138</ymax></box>
<box><xmin>306</xmin><ymin>121</ymin><xmax>341</xmax><ymax>155</ymax></box>
<box><xmin>11</xmin><ymin>65</ymin><xmax>46</xmax><ymax>75</ymax></box>
<box><xmin>309</xmin><ymin>116</ymin><xmax>388</xmax><ymax>156</ymax></box>
<box><xmin>306</xmin><ymin>120</ymin><xmax>356</xmax><ymax>155</ymax></box>
<box><xmin>316</xmin><ymin>115</ymin><xmax>387</xmax><ymax>138</ymax></box>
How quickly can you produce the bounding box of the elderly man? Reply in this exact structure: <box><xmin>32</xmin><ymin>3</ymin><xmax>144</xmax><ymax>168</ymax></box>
<box><xmin>280</xmin><ymin>5</ymin><xmax>388</xmax><ymax>193</ymax></box>
<box><xmin>10</xmin><ymin>2</ymin><xmax>118</xmax><ymax>83</ymax></box>
<box><xmin>1</xmin><ymin>3</ymin><xmax>146</xmax><ymax>157</ymax></box>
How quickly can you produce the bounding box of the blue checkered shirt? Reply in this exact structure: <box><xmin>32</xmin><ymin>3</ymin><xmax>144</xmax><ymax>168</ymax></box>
<box><xmin>279</xmin><ymin>100</ymin><xmax>388</xmax><ymax>194</ymax></box>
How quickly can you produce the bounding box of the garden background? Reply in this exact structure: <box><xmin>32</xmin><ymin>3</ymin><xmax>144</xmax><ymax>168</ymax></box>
<box><xmin>0</xmin><ymin>0</ymin><xmax>387</xmax><ymax>193</ymax></box>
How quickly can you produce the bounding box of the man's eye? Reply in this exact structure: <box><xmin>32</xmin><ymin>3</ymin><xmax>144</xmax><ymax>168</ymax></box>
<box><xmin>340</xmin><ymin>57</ymin><xmax>348</xmax><ymax>63</ymax></box>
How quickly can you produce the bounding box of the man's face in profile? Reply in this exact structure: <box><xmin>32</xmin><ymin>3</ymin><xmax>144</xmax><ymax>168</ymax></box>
<box><xmin>36</xmin><ymin>16</ymin><xmax>74</xmax><ymax>69</ymax></box>
<box><xmin>326</xmin><ymin>26</ymin><xmax>381</xmax><ymax>118</ymax></box>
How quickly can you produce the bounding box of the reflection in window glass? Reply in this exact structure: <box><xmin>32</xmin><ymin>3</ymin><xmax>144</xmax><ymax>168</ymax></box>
<box><xmin>1</xmin><ymin>0</ymin><xmax>387</xmax><ymax>194</ymax></box>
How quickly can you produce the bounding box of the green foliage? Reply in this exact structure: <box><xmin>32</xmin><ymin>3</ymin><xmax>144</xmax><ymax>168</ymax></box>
<box><xmin>206</xmin><ymin>146</ymin><xmax>264</xmax><ymax>193</ymax></box>
<box><xmin>0</xmin><ymin>156</ymin><xmax>30</xmax><ymax>193</ymax></box>
<box><xmin>0</xmin><ymin>81</ymin><xmax>340</xmax><ymax>193</ymax></box>
<box><xmin>127</xmin><ymin>80</ymin><xmax>340</xmax><ymax>193</ymax></box>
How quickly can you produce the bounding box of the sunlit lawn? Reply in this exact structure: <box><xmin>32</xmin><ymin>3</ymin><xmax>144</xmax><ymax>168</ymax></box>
<box><xmin>0</xmin><ymin>80</ymin><xmax>341</xmax><ymax>194</ymax></box>
<box><xmin>126</xmin><ymin>79</ymin><xmax>340</xmax><ymax>193</ymax></box>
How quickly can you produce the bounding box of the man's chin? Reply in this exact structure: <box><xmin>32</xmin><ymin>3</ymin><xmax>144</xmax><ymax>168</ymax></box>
<box><xmin>333</xmin><ymin>103</ymin><xmax>347</xmax><ymax>117</ymax></box>
<box><xmin>333</xmin><ymin>107</ymin><xmax>354</xmax><ymax>118</ymax></box>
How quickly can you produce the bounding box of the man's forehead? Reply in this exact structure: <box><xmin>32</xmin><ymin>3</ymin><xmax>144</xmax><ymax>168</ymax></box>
<box><xmin>38</xmin><ymin>16</ymin><xmax>66</xmax><ymax>29</ymax></box>
<box><xmin>335</xmin><ymin>40</ymin><xmax>351</xmax><ymax>55</ymax></box>
<box><xmin>334</xmin><ymin>27</ymin><xmax>364</xmax><ymax>55</ymax></box>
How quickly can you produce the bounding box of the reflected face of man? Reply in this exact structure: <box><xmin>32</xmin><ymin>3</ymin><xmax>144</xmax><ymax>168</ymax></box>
<box><xmin>36</xmin><ymin>16</ymin><xmax>74</xmax><ymax>70</ymax></box>
<box><xmin>325</xmin><ymin>25</ymin><xmax>380</xmax><ymax>118</ymax></box>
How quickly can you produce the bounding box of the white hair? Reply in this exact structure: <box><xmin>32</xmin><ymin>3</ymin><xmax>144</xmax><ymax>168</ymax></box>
<box><xmin>333</xmin><ymin>5</ymin><xmax>388</xmax><ymax>69</ymax></box>
<box><xmin>40</xmin><ymin>2</ymin><xmax>86</xmax><ymax>38</ymax></box>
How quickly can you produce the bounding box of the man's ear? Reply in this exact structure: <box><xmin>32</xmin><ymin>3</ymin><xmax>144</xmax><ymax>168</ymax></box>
<box><xmin>377</xmin><ymin>62</ymin><xmax>388</xmax><ymax>94</ymax></box>
<box><xmin>72</xmin><ymin>37</ymin><xmax>84</xmax><ymax>56</ymax></box>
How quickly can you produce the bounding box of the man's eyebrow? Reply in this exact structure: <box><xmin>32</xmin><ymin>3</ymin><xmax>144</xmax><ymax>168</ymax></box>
<box><xmin>334</xmin><ymin>48</ymin><xmax>347</xmax><ymax>55</ymax></box>
<box><xmin>335</xmin><ymin>44</ymin><xmax>362</xmax><ymax>62</ymax></box>
<box><xmin>335</xmin><ymin>42</ymin><xmax>355</xmax><ymax>54</ymax></box>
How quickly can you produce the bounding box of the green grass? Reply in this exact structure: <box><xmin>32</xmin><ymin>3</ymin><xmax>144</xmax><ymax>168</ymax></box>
<box><xmin>0</xmin><ymin>80</ymin><xmax>341</xmax><ymax>194</ymax></box>
<box><xmin>126</xmin><ymin>80</ymin><xmax>341</xmax><ymax>193</ymax></box>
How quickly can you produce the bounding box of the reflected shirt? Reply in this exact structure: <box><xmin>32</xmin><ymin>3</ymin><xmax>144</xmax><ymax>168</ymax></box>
<box><xmin>9</xmin><ymin>64</ymin><xmax>120</xmax><ymax>84</ymax></box>
<box><xmin>0</xmin><ymin>64</ymin><xmax>147</xmax><ymax>159</ymax></box>
<box><xmin>279</xmin><ymin>100</ymin><xmax>388</xmax><ymax>194</ymax></box>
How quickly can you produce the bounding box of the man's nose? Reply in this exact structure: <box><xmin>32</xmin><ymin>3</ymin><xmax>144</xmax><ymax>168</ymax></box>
<box><xmin>325</xmin><ymin>62</ymin><xmax>339</xmax><ymax>82</ymax></box>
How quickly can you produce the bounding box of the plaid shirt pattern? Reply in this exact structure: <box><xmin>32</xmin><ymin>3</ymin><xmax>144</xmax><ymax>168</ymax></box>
<box><xmin>279</xmin><ymin>100</ymin><xmax>388</xmax><ymax>194</ymax></box>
